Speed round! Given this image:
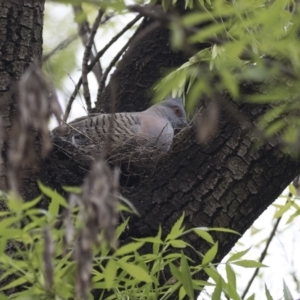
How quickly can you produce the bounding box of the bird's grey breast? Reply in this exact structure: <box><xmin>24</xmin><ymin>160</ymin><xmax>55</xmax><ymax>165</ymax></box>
<box><xmin>137</xmin><ymin>111</ymin><xmax>174</xmax><ymax>151</ymax></box>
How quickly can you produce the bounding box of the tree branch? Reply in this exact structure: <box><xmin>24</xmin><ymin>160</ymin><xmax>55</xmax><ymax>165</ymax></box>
<box><xmin>73</xmin><ymin>5</ymin><xmax>103</xmax><ymax>84</ymax></box>
<box><xmin>81</xmin><ymin>8</ymin><xmax>105</xmax><ymax>112</ymax></box>
<box><xmin>89</xmin><ymin>14</ymin><xmax>142</xmax><ymax>71</ymax></box>
<box><xmin>63</xmin><ymin>14</ymin><xmax>142</xmax><ymax>121</ymax></box>
<box><xmin>96</xmin><ymin>22</ymin><xmax>159</xmax><ymax>103</ymax></box>
<box><xmin>241</xmin><ymin>216</ymin><xmax>282</xmax><ymax>299</ymax></box>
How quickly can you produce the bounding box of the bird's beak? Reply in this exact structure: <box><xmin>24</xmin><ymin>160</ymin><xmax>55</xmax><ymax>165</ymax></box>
<box><xmin>175</xmin><ymin>118</ymin><xmax>187</xmax><ymax>129</ymax></box>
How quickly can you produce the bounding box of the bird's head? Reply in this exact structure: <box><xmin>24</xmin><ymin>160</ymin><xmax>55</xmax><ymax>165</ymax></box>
<box><xmin>155</xmin><ymin>96</ymin><xmax>187</xmax><ymax>129</ymax></box>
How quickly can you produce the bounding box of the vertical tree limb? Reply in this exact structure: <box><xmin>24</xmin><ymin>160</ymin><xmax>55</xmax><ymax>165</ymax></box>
<box><xmin>81</xmin><ymin>8</ymin><xmax>105</xmax><ymax>112</ymax></box>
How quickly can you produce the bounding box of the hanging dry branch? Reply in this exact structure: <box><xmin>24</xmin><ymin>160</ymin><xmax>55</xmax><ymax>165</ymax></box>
<box><xmin>8</xmin><ymin>61</ymin><xmax>62</xmax><ymax>195</ymax></box>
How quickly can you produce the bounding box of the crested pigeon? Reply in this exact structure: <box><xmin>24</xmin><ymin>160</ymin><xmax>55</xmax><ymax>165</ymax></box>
<box><xmin>52</xmin><ymin>96</ymin><xmax>187</xmax><ymax>152</ymax></box>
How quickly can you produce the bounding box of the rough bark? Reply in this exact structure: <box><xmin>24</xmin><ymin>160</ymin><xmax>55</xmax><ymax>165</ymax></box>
<box><xmin>0</xmin><ymin>0</ymin><xmax>45</xmax><ymax>293</ymax></box>
<box><xmin>0</xmin><ymin>0</ymin><xmax>44</xmax><ymax>192</ymax></box>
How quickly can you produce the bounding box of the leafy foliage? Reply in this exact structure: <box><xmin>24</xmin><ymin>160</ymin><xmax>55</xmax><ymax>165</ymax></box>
<box><xmin>153</xmin><ymin>0</ymin><xmax>300</xmax><ymax>154</ymax></box>
<box><xmin>0</xmin><ymin>186</ymin><xmax>272</xmax><ymax>299</ymax></box>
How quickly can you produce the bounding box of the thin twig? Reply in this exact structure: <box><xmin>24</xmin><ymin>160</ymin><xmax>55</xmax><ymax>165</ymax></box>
<box><xmin>96</xmin><ymin>36</ymin><xmax>133</xmax><ymax>102</ymax></box>
<box><xmin>63</xmin><ymin>14</ymin><xmax>142</xmax><ymax>121</ymax></box>
<box><xmin>63</xmin><ymin>77</ymin><xmax>82</xmax><ymax>122</ymax></box>
<box><xmin>81</xmin><ymin>8</ymin><xmax>105</xmax><ymax>112</ymax></box>
<box><xmin>89</xmin><ymin>14</ymin><xmax>142</xmax><ymax>70</ymax></box>
<box><xmin>73</xmin><ymin>5</ymin><xmax>103</xmax><ymax>83</ymax></box>
<box><xmin>241</xmin><ymin>216</ymin><xmax>282</xmax><ymax>299</ymax></box>
<box><xmin>127</xmin><ymin>4</ymin><xmax>168</xmax><ymax>24</ymax></box>
<box><xmin>96</xmin><ymin>20</ymin><xmax>160</xmax><ymax>104</ymax></box>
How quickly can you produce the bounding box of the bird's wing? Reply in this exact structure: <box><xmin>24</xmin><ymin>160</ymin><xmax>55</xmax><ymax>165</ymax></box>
<box><xmin>52</xmin><ymin>112</ymin><xmax>142</xmax><ymax>147</ymax></box>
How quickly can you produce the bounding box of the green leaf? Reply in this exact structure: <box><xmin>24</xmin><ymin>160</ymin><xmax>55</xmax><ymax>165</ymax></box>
<box><xmin>232</xmin><ymin>260</ymin><xmax>267</xmax><ymax>268</ymax></box>
<box><xmin>202</xmin><ymin>242</ymin><xmax>218</xmax><ymax>265</ymax></box>
<box><xmin>115</xmin><ymin>218</ymin><xmax>129</xmax><ymax>239</ymax></box>
<box><xmin>0</xmin><ymin>276</ymin><xmax>29</xmax><ymax>291</ymax></box>
<box><xmin>134</xmin><ymin>237</ymin><xmax>163</xmax><ymax>244</ymax></box>
<box><xmin>193</xmin><ymin>228</ymin><xmax>214</xmax><ymax>244</ymax></box>
<box><xmin>212</xmin><ymin>277</ymin><xmax>222</xmax><ymax>300</ymax></box>
<box><xmin>117</xmin><ymin>194</ymin><xmax>139</xmax><ymax>216</ymax></box>
<box><xmin>62</xmin><ymin>186</ymin><xmax>81</xmax><ymax>194</ymax></box>
<box><xmin>22</xmin><ymin>196</ymin><xmax>42</xmax><ymax>211</ymax></box>
<box><xmin>289</xmin><ymin>184</ymin><xmax>297</xmax><ymax>197</ymax></box>
<box><xmin>0</xmin><ymin>239</ymin><xmax>7</xmax><ymax>256</ymax></box>
<box><xmin>226</xmin><ymin>279</ymin><xmax>241</xmax><ymax>300</ymax></box>
<box><xmin>114</xmin><ymin>242</ymin><xmax>144</xmax><ymax>256</ymax></box>
<box><xmin>0</xmin><ymin>228</ymin><xmax>24</xmax><ymax>239</ymax></box>
<box><xmin>265</xmin><ymin>284</ymin><xmax>274</xmax><ymax>300</ymax></box>
<box><xmin>180</xmin><ymin>252</ymin><xmax>194</xmax><ymax>299</ymax></box>
<box><xmin>0</xmin><ymin>216</ymin><xmax>21</xmax><ymax>231</ymax></box>
<box><xmin>204</xmin><ymin>267</ymin><xmax>222</xmax><ymax>283</ymax></box>
<box><xmin>283</xmin><ymin>280</ymin><xmax>293</xmax><ymax>300</ymax></box>
<box><xmin>189</xmin><ymin>23</ymin><xmax>226</xmax><ymax>43</ymax></box>
<box><xmin>286</xmin><ymin>210</ymin><xmax>300</xmax><ymax>224</ymax></box>
<box><xmin>274</xmin><ymin>201</ymin><xmax>292</xmax><ymax>219</ymax></box>
<box><xmin>227</xmin><ymin>247</ymin><xmax>251</xmax><ymax>262</ymax></box>
<box><xmin>166</xmin><ymin>213</ymin><xmax>185</xmax><ymax>241</ymax></box>
<box><xmin>153</xmin><ymin>225</ymin><xmax>162</xmax><ymax>255</ymax></box>
<box><xmin>179</xmin><ymin>285</ymin><xmax>186</xmax><ymax>300</ymax></box>
<box><xmin>104</xmin><ymin>259</ymin><xmax>118</xmax><ymax>290</ymax></box>
<box><xmin>246</xmin><ymin>294</ymin><xmax>255</xmax><ymax>300</ymax></box>
<box><xmin>117</xmin><ymin>261</ymin><xmax>152</xmax><ymax>283</ymax></box>
<box><xmin>182</xmin><ymin>12</ymin><xmax>214</xmax><ymax>27</ymax></box>
<box><xmin>208</xmin><ymin>227</ymin><xmax>240</xmax><ymax>235</ymax></box>
<box><xmin>170</xmin><ymin>240</ymin><xmax>187</xmax><ymax>248</ymax></box>
<box><xmin>38</xmin><ymin>181</ymin><xmax>68</xmax><ymax>212</ymax></box>
<box><xmin>7</xmin><ymin>196</ymin><xmax>22</xmax><ymax>213</ymax></box>
<box><xmin>220</xmin><ymin>69</ymin><xmax>239</xmax><ymax>98</ymax></box>
<box><xmin>226</xmin><ymin>264</ymin><xmax>236</xmax><ymax>289</ymax></box>
<box><xmin>170</xmin><ymin>262</ymin><xmax>182</xmax><ymax>281</ymax></box>
<box><xmin>92</xmin><ymin>270</ymin><xmax>104</xmax><ymax>283</ymax></box>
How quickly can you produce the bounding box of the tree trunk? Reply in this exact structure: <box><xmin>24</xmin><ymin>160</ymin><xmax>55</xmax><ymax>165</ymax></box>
<box><xmin>0</xmin><ymin>0</ymin><xmax>44</xmax><ymax>192</ymax></box>
<box><xmin>0</xmin><ymin>0</ymin><xmax>45</xmax><ymax>293</ymax></box>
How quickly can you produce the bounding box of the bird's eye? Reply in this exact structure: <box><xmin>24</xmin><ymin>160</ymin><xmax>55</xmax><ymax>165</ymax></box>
<box><xmin>173</xmin><ymin>107</ymin><xmax>181</xmax><ymax>117</ymax></box>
